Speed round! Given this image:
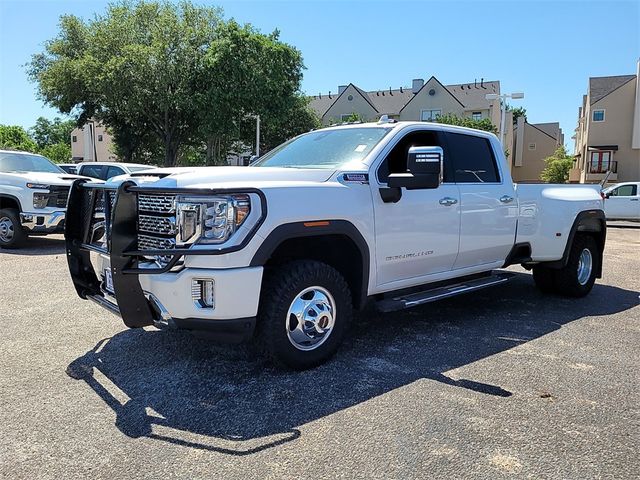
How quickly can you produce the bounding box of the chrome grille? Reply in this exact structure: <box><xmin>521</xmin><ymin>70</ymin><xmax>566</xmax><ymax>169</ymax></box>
<box><xmin>138</xmin><ymin>214</ymin><xmax>176</xmax><ymax>235</ymax></box>
<box><xmin>138</xmin><ymin>234</ymin><xmax>176</xmax><ymax>250</ymax></box>
<box><xmin>138</xmin><ymin>194</ymin><xmax>176</xmax><ymax>213</ymax></box>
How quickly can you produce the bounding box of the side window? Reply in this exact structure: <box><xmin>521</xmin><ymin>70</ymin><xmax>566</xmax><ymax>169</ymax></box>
<box><xmin>105</xmin><ymin>166</ymin><xmax>125</xmax><ymax>180</ymax></box>
<box><xmin>377</xmin><ymin>130</ymin><xmax>452</xmax><ymax>183</ymax></box>
<box><xmin>611</xmin><ymin>185</ymin><xmax>637</xmax><ymax>197</ymax></box>
<box><xmin>80</xmin><ymin>165</ymin><xmax>103</xmax><ymax>179</ymax></box>
<box><xmin>445</xmin><ymin>132</ymin><xmax>500</xmax><ymax>183</ymax></box>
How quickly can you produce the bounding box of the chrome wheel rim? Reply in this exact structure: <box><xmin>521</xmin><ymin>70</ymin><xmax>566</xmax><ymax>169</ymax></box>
<box><xmin>0</xmin><ymin>216</ymin><xmax>14</xmax><ymax>243</ymax></box>
<box><xmin>286</xmin><ymin>286</ymin><xmax>336</xmax><ymax>351</ymax></box>
<box><xmin>577</xmin><ymin>248</ymin><xmax>593</xmax><ymax>285</ymax></box>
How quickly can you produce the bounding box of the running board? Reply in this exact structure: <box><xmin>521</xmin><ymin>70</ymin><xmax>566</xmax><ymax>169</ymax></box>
<box><xmin>376</xmin><ymin>272</ymin><xmax>514</xmax><ymax>313</ymax></box>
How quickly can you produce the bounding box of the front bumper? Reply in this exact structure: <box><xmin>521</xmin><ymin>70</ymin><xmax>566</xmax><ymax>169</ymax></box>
<box><xmin>65</xmin><ymin>180</ymin><xmax>264</xmax><ymax>343</ymax></box>
<box><xmin>21</xmin><ymin>210</ymin><xmax>65</xmax><ymax>233</ymax></box>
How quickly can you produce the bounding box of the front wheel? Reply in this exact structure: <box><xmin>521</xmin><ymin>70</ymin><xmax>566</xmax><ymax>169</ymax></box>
<box><xmin>257</xmin><ymin>260</ymin><xmax>352</xmax><ymax>370</ymax></box>
<box><xmin>0</xmin><ymin>208</ymin><xmax>27</xmax><ymax>249</ymax></box>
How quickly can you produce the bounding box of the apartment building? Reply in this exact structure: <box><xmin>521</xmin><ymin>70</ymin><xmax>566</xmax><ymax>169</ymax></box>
<box><xmin>511</xmin><ymin>118</ymin><xmax>564</xmax><ymax>182</ymax></box>
<box><xmin>309</xmin><ymin>76</ymin><xmax>503</xmax><ymax>127</ymax></box>
<box><xmin>70</xmin><ymin>122</ymin><xmax>117</xmax><ymax>162</ymax></box>
<box><xmin>571</xmin><ymin>61</ymin><xmax>640</xmax><ymax>184</ymax></box>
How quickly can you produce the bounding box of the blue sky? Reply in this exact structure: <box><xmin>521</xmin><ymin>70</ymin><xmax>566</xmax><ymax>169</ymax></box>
<box><xmin>0</xmin><ymin>0</ymin><xmax>638</xmax><ymax>150</ymax></box>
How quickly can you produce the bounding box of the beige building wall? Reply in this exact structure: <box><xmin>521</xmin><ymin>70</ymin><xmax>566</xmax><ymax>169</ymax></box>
<box><xmin>399</xmin><ymin>78</ymin><xmax>464</xmax><ymax>121</ymax></box>
<box><xmin>71</xmin><ymin>123</ymin><xmax>117</xmax><ymax>162</ymax></box>
<box><xmin>583</xmin><ymin>78</ymin><xmax>640</xmax><ymax>182</ymax></box>
<box><xmin>512</xmin><ymin>122</ymin><xmax>561</xmax><ymax>182</ymax></box>
<box><xmin>322</xmin><ymin>84</ymin><xmax>378</xmax><ymax>124</ymax></box>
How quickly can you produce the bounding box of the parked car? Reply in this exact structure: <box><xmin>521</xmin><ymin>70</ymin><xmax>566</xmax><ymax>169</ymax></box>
<box><xmin>77</xmin><ymin>162</ymin><xmax>157</xmax><ymax>181</ymax></box>
<box><xmin>0</xmin><ymin>150</ymin><xmax>84</xmax><ymax>248</ymax></box>
<box><xmin>602</xmin><ymin>182</ymin><xmax>640</xmax><ymax>221</ymax></box>
<box><xmin>58</xmin><ymin>163</ymin><xmax>78</xmax><ymax>174</ymax></box>
<box><xmin>64</xmin><ymin>121</ymin><xmax>605</xmax><ymax>369</ymax></box>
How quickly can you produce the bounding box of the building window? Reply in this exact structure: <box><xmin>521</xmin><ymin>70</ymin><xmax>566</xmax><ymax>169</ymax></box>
<box><xmin>471</xmin><ymin>111</ymin><xmax>482</xmax><ymax>121</ymax></box>
<box><xmin>528</xmin><ymin>143</ymin><xmax>536</xmax><ymax>150</ymax></box>
<box><xmin>420</xmin><ymin>109</ymin><xmax>442</xmax><ymax>122</ymax></box>
<box><xmin>97</xmin><ymin>134</ymin><xmax>103</xmax><ymax>142</ymax></box>
<box><xmin>589</xmin><ymin>151</ymin><xmax>611</xmax><ymax>173</ymax></box>
<box><xmin>592</xmin><ymin>109</ymin><xmax>605</xmax><ymax>122</ymax></box>
<box><xmin>72</xmin><ymin>136</ymin><xmax>77</xmax><ymax>143</ymax></box>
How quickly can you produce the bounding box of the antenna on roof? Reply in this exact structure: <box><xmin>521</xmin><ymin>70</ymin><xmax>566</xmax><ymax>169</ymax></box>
<box><xmin>389</xmin><ymin>87</ymin><xmax>392</xmax><ymax>95</ymax></box>
<box><xmin>376</xmin><ymin>91</ymin><xmax>379</xmax><ymax>96</ymax></box>
<box><xmin>481</xmin><ymin>78</ymin><xmax>485</xmax><ymax>88</ymax></box>
<box><xmin>400</xmin><ymin>86</ymin><xmax>403</xmax><ymax>93</ymax></box>
<box><xmin>474</xmin><ymin>79</ymin><xmax>477</xmax><ymax>88</ymax></box>
<box><xmin>329</xmin><ymin>90</ymin><xmax>332</xmax><ymax>98</ymax></box>
<box><xmin>382</xmin><ymin>91</ymin><xmax>385</xmax><ymax>96</ymax></box>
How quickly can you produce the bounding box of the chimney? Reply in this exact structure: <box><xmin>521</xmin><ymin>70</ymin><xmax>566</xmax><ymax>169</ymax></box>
<box><xmin>338</xmin><ymin>85</ymin><xmax>348</xmax><ymax>95</ymax></box>
<box><xmin>412</xmin><ymin>78</ymin><xmax>424</xmax><ymax>94</ymax></box>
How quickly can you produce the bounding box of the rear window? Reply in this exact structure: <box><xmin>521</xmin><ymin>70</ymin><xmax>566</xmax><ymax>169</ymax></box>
<box><xmin>445</xmin><ymin>132</ymin><xmax>500</xmax><ymax>183</ymax></box>
<box><xmin>80</xmin><ymin>165</ymin><xmax>104</xmax><ymax>179</ymax></box>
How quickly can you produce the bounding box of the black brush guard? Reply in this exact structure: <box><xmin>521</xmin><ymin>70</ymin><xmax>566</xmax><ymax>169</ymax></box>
<box><xmin>65</xmin><ymin>179</ymin><xmax>266</xmax><ymax>330</ymax></box>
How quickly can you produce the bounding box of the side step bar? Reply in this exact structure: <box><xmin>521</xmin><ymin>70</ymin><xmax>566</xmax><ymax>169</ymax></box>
<box><xmin>376</xmin><ymin>271</ymin><xmax>514</xmax><ymax>313</ymax></box>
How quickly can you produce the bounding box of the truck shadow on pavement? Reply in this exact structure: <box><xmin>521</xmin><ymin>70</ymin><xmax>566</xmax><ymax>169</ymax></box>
<box><xmin>66</xmin><ymin>272</ymin><xmax>639</xmax><ymax>456</ymax></box>
<box><xmin>1</xmin><ymin>236</ymin><xmax>66</xmax><ymax>255</ymax></box>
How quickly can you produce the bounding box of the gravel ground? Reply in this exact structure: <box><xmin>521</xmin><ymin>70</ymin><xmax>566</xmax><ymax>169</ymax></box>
<box><xmin>1</xmin><ymin>226</ymin><xmax>639</xmax><ymax>479</ymax></box>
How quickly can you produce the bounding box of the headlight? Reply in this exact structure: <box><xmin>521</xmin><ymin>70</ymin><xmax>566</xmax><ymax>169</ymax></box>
<box><xmin>176</xmin><ymin>194</ymin><xmax>252</xmax><ymax>245</ymax></box>
<box><xmin>27</xmin><ymin>183</ymin><xmax>49</xmax><ymax>189</ymax></box>
<box><xmin>33</xmin><ymin>193</ymin><xmax>49</xmax><ymax>209</ymax></box>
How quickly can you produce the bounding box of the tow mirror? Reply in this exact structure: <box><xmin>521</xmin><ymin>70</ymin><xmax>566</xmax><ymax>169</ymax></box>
<box><xmin>387</xmin><ymin>146</ymin><xmax>442</xmax><ymax>190</ymax></box>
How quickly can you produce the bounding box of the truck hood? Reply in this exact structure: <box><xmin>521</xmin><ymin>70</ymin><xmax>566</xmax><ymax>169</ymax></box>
<box><xmin>1</xmin><ymin>171</ymin><xmax>85</xmax><ymax>186</ymax></box>
<box><xmin>122</xmin><ymin>166</ymin><xmax>336</xmax><ymax>188</ymax></box>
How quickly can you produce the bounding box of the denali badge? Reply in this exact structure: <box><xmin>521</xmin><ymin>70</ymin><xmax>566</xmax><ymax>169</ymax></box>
<box><xmin>342</xmin><ymin>173</ymin><xmax>369</xmax><ymax>183</ymax></box>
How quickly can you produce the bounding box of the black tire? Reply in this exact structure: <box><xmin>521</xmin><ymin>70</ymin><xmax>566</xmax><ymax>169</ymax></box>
<box><xmin>532</xmin><ymin>266</ymin><xmax>556</xmax><ymax>293</ymax></box>
<box><xmin>553</xmin><ymin>234</ymin><xmax>599</xmax><ymax>297</ymax></box>
<box><xmin>256</xmin><ymin>260</ymin><xmax>352</xmax><ymax>370</ymax></box>
<box><xmin>0</xmin><ymin>208</ymin><xmax>27</xmax><ymax>249</ymax></box>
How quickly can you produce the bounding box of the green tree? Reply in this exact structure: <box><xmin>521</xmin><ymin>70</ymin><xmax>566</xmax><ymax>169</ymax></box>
<box><xmin>434</xmin><ymin>113</ymin><xmax>498</xmax><ymax>134</ymax></box>
<box><xmin>28</xmin><ymin>1</ymin><xmax>222</xmax><ymax>166</ymax></box>
<box><xmin>30</xmin><ymin>116</ymin><xmax>76</xmax><ymax>149</ymax></box>
<box><xmin>196</xmin><ymin>21</ymin><xmax>309</xmax><ymax>164</ymax></box>
<box><xmin>39</xmin><ymin>142</ymin><xmax>71</xmax><ymax>163</ymax></box>
<box><xmin>540</xmin><ymin>146</ymin><xmax>574</xmax><ymax>183</ymax></box>
<box><xmin>0</xmin><ymin>125</ymin><xmax>38</xmax><ymax>152</ymax></box>
<box><xmin>28</xmin><ymin>1</ymin><xmax>311</xmax><ymax>167</ymax></box>
<box><xmin>506</xmin><ymin>104</ymin><xmax>527</xmax><ymax>124</ymax></box>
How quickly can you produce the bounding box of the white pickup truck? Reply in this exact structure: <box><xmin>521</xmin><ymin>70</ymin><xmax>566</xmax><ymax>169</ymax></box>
<box><xmin>65</xmin><ymin>121</ymin><xmax>605</xmax><ymax>369</ymax></box>
<box><xmin>0</xmin><ymin>149</ymin><xmax>82</xmax><ymax>248</ymax></box>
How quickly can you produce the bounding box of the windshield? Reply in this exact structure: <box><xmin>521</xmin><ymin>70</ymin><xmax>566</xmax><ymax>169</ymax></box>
<box><xmin>0</xmin><ymin>152</ymin><xmax>64</xmax><ymax>174</ymax></box>
<box><xmin>252</xmin><ymin>127</ymin><xmax>390</xmax><ymax>169</ymax></box>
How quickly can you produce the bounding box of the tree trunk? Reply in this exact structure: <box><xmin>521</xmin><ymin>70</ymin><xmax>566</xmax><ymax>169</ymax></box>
<box><xmin>163</xmin><ymin>136</ymin><xmax>179</xmax><ymax>167</ymax></box>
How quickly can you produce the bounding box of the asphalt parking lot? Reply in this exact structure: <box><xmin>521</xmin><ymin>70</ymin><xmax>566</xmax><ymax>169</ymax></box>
<box><xmin>1</xmin><ymin>226</ymin><xmax>639</xmax><ymax>479</ymax></box>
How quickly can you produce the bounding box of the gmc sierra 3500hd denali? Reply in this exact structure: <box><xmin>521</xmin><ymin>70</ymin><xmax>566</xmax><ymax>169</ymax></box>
<box><xmin>65</xmin><ymin>120</ymin><xmax>605</xmax><ymax>369</ymax></box>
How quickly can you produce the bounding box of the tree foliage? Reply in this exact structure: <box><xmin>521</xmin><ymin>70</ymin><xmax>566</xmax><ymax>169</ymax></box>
<box><xmin>1</xmin><ymin>119</ymin><xmax>73</xmax><ymax>163</ymax></box>
<box><xmin>28</xmin><ymin>1</ymin><xmax>316</xmax><ymax>167</ymax></box>
<box><xmin>435</xmin><ymin>113</ymin><xmax>498</xmax><ymax>134</ymax></box>
<box><xmin>540</xmin><ymin>145</ymin><xmax>574</xmax><ymax>183</ymax></box>
<box><xmin>506</xmin><ymin>104</ymin><xmax>527</xmax><ymax>124</ymax></box>
<box><xmin>0</xmin><ymin>125</ymin><xmax>38</xmax><ymax>152</ymax></box>
<box><xmin>30</xmin><ymin>117</ymin><xmax>76</xmax><ymax>149</ymax></box>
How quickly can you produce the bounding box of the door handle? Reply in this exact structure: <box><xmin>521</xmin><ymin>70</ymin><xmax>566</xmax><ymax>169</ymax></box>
<box><xmin>499</xmin><ymin>195</ymin><xmax>514</xmax><ymax>204</ymax></box>
<box><xmin>439</xmin><ymin>197</ymin><xmax>458</xmax><ymax>206</ymax></box>
<box><xmin>630</xmin><ymin>198</ymin><xmax>639</xmax><ymax>201</ymax></box>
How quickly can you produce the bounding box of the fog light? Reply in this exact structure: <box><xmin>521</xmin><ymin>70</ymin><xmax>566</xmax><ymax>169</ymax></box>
<box><xmin>191</xmin><ymin>278</ymin><xmax>215</xmax><ymax>308</ymax></box>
